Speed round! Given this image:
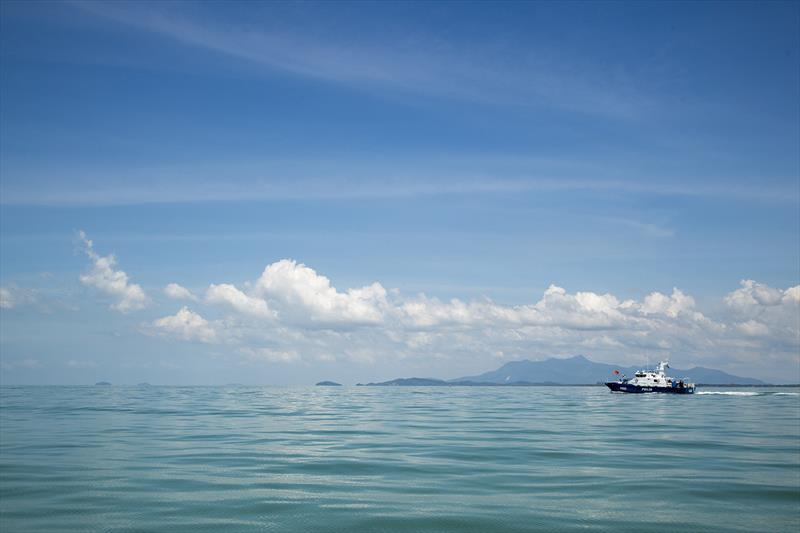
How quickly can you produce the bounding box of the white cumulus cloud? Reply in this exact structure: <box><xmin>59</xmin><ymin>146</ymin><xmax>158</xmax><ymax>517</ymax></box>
<box><xmin>397</xmin><ymin>284</ymin><xmax>640</xmax><ymax>331</ymax></box>
<box><xmin>126</xmin><ymin>258</ymin><xmax>798</xmax><ymax>380</ymax></box>
<box><xmin>0</xmin><ymin>285</ymin><xmax>39</xmax><ymax>310</ymax></box>
<box><xmin>254</xmin><ymin>259</ymin><xmax>387</xmax><ymax>325</ymax></box>
<box><xmin>724</xmin><ymin>280</ymin><xmax>800</xmax><ymax>348</ymax></box>
<box><xmin>149</xmin><ymin>306</ymin><xmax>217</xmax><ymax>343</ymax></box>
<box><xmin>725</xmin><ymin>279</ymin><xmax>785</xmax><ymax>311</ymax></box>
<box><xmin>240</xmin><ymin>346</ymin><xmax>300</xmax><ymax>363</ymax></box>
<box><xmin>783</xmin><ymin>285</ymin><xmax>800</xmax><ymax>304</ymax></box>
<box><xmin>0</xmin><ymin>287</ymin><xmax>15</xmax><ymax>309</ymax></box>
<box><xmin>641</xmin><ymin>288</ymin><xmax>696</xmax><ymax>318</ymax></box>
<box><xmin>164</xmin><ymin>283</ymin><xmax>197</xmax><ymax>301</ymax></box>
<box><xmin>736</xmin><ymin>320</ymin><xmax>770</xmax><ymax>337</ymax></box>
<box><xmin>206</xmin><ymin>283</ymin><xmax>274</xmax><ymax>318</ymax></box>
<box><xmin>78</xmin><ymin>231</ymin><xmax>148</xmax><ymax>312</ymax></box>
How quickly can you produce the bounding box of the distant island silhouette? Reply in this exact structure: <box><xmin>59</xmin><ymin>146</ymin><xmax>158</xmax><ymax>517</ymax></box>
<box><xmin>315</xmin><ymin>381</ymin><xmax>342</xmax><ymax>386</ymax></box>
<box><xmin>356</xmin><ymin>355</ymin><xmax>767</xmax><ymax>386</ymax></box>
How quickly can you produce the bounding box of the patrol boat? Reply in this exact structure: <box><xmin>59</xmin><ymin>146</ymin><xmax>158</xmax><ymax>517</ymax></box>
<box><xmin>606</xmin><ymin>361</ymin><xmax>695</xmax><ymax>394</ymax></box>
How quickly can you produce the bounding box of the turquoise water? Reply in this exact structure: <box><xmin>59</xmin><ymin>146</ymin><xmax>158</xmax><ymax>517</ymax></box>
<box><xmin>1</xmin><ymin>386</ymin><xmax>798</xmax><ymax>532</ymax></box>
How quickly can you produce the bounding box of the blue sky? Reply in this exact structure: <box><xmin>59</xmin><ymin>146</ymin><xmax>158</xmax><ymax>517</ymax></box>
<box><xmin>1</xmin><ymin>1</ymin><xmax>798</xmax><ymax>384</ymax></box>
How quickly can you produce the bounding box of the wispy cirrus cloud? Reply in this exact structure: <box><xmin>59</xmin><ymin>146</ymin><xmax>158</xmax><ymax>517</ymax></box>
<box><xmin>69</xmin><ymin>0</ymin><xmax>647</xmax><ymax>118</ymax></box>
<box><xmin>2</xmin><ymin>155</ymin><xmax>795</xmax><ymax>207</ymax></box>
<box><xmin>66</xmin><ymin>359</ymin><xmax>97</xmax><ymax>368</ymax></box>
<box><xmin>0</xmin><ymin>358</ymin><xmax>42</xmax><ymax>371</ymax></box>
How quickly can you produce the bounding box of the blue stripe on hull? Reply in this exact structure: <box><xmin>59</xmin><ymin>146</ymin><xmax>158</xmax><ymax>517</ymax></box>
<box><xmin>605</xmin><ymin>382</ymin><xmax>694</xmax><ymax>394</ymax></box>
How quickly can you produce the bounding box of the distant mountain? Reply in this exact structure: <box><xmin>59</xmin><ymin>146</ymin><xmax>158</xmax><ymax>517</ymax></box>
<box><xmin>455</xmin><ymin>355</ymin><xmax>764</xmax><ymax>385</ymax></box>
<box><xmin>315</xmin><ymin>381</ymin><xmax>342</xmax><ymax>386</ymax></box>
<box><xmin>456</xmin><ymin>355</ymin><xmax>610</xmax><ymax>384</ymax></box>
<box><xmin>675</xmin><ymin>367</ymin><xmax>765</xmax><ymax>385</ymax></box>
<box><xmin>355</xmin><ymin>356</ymin><xmax>765</xmax><ymax>387</ymax></box>
<box><xmin>358</xmin><ymin>378</ymin><xmax>450</xmax><ymax>386</ymax></box>
<box><xmin>359</xmin><ymin>377</ymin><xmax>590</xmax><ymax>387</ymax></box>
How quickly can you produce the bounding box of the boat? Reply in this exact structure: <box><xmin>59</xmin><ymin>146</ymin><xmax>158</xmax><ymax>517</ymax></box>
<box><xmin>606</xmin><ymin>361</ymin><xmax>695</xmax><ymax>394</ymax></box>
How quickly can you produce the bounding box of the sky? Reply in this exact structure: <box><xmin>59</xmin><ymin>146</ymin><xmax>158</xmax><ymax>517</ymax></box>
<box><xmin>0</xmin><ymin>0</ymin><xmax>798</xmax><ymax>385</ymax></box>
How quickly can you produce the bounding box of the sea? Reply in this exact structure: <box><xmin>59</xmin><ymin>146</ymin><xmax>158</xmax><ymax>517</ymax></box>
<box><xmin>1</xmin><ymin>385</ymin><xmax>798</xmax><ymax>532</ymax></box>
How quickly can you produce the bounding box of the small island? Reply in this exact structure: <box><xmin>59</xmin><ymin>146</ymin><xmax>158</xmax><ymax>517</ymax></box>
<box><xmin>315</xmin><ymin>381</ymin><xmax>342</xmax><ymax>386</ymax></box>
<box><xmin>94</xmin><ymin>381</ymin><xmax>111</xmax><ymax>386</ymax></box>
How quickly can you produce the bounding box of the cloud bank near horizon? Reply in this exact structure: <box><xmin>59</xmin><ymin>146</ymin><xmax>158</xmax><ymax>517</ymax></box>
<box><xmin>128</xmin><ymin>249</ymin><xmax>798</xmax><ymax>378</ymax></box>
<box><xmin>3</xmin><ymin>233</ymin><xmax>797</xmax><ymax>381</ymax></box>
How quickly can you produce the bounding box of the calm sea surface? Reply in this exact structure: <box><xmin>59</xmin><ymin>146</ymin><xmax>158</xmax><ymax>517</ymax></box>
<box><xmin>1</xmin><ymin>386</ymin><xmax>798</xmax><ymax>532</ymax></box>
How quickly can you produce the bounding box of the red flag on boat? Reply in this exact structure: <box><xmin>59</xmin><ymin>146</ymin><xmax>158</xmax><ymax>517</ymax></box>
<box><xmin>613</xmin><ymin>370</ymin><xmax>620</xmax><ymax>375</ymax></box>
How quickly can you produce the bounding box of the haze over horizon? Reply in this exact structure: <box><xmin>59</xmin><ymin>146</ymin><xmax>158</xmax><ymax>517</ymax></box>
<box><xmin>1</xmin><ymin>1</ymin><xmax>798</xmax><ymax>385</ymax></box>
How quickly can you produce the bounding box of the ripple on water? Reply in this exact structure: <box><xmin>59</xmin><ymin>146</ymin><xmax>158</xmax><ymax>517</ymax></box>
<box><xmin>1</xmin><ymin>385</ymin><xmax>798</xmax><ymax>532</ymax></box>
